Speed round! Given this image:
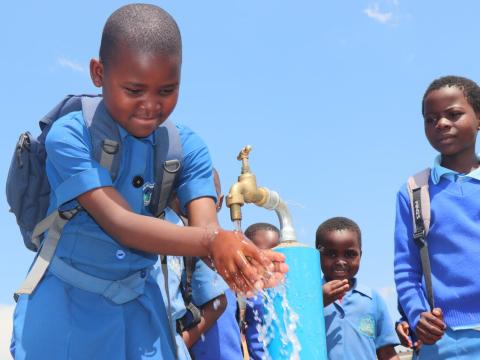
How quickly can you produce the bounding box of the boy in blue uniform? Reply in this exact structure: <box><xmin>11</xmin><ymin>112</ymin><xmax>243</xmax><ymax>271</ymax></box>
<box><xmin>11</xmin><ymin>4</ymin><xmax>286</xmax><ymax>360</ymax></box>
<box><xmin>242</xmin><ymin>222</ymin><xmax>281</xmax><ymax>360</ymax></box>
<box><xmin>394</xmin><ymin>75</ymin><xmax>480</xmax><ymax>359</ymax></box>
<box><xmin>317</xmin><ymin>217</ymin><xmax>399</xmax><ymax>360</ymax></box>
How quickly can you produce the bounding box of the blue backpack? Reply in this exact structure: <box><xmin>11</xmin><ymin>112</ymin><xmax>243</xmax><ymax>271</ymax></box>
<box><xmin>6</xmin><ymin>94</ymin><xmax>183</xmax><ymax>298</ymax></box>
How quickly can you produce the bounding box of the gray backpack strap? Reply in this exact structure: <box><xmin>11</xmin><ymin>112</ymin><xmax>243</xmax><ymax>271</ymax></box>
<box><xmin>81</xmin><ymin>96</ymin><xmax>122</xmax><ymax>178</ymax></box>
<box><xmin>407</xmin><ymin>168</ymin><xmax>434</xmax><ymax>310</ymax></box>
<box><xmin>15</xmin><ymin>207</ymin><xmax>81</xmax><ymax>300</ymax></box>
<box><xmin>149</xmin><ymin>120</ymin><xmax>182</xmax><ymax>218</ymax></box>
<box><xmin>160</xmin><ymin>255</ymin><xmax>179</xmax><ymax>359</ymax></box>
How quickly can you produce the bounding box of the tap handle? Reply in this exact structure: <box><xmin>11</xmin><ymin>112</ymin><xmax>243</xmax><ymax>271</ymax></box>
<box><xmin>237</xmin><ymin>145</ymin><xmax>252</xmax><ymax>173</ymax></box>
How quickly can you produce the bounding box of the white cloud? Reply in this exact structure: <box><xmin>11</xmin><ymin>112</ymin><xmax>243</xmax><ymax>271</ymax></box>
<box><xmin>0</xmin><ymin>304</ymin><xmax>14</xmax><ymax>359</ymax></box>
<box><xmin>364</xmin><ymin>3</ymin><xmax>393</xmax><ymax>24</ymax></box>
<box><xmin>57</xmin><ymin>56</ymin><xmax>86</xmax><ymax>73</ymax></box>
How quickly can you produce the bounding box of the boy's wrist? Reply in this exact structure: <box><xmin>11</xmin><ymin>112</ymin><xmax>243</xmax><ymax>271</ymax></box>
<box><xmin>202</xmin><ymin>226</ymin><xmax>221</xmax><ymax>259</ymax></box>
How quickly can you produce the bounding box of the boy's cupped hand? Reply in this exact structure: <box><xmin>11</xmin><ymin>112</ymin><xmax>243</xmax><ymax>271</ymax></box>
<box><xmin>205</xmin><ymin>229</ymin><xmax>288</xmax><ymax>295</ymax></box>
<box><xmin>415</xmin><ymin>308</ymin><xmax>446</xmax><ymax>345</ymax></box>
<box><xmin>322</xmin><ymin>279</ymin><xmax>349</xmax><ymax>307</ymax></box>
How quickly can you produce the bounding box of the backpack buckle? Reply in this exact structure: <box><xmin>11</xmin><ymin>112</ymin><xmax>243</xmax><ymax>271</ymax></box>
<box><xmin>15</xmin><ymin>133</ymin><xmax>31</xmax><ymax>168</ymax></box>
<box><xmin>164</xmin><ymin>159</ymin><xmax>181</xmax><ymax>173</ymax></box>
<box><xmin>59</xmin><ymin>206</ymin><xmax>82</xmax><ymax>220</ymax></box>
<box><xmin>413</xmin><ymin>229</ymin><xmax>426</xmax><ymax>247</ymax></box>
<box><xmin>102</xmin><ymin>139</ymin><xmax>119</xmax><ymax>155</ymax></box>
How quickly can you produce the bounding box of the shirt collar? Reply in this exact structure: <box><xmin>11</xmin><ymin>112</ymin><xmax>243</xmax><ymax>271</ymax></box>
<box><xmin>431</xmin><ymin>154</ymin><xmax>480</xmax><ymax>184</ymax></box>
<box><xmin>350</xmin><ymin>278</ymin><xmax>373</xmax><ymax>299</ymax></box>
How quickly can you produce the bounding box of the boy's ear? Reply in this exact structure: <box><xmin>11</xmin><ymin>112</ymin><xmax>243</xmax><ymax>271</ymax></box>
<box><xmin>90</xmin><ymin>58</ymin><xmax>104</xmax><ymax>88</ymax></box>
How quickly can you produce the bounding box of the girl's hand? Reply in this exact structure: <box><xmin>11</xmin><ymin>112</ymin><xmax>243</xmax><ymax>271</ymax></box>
<box><xmin>322</xmin><ymin>279</ymin><xmax>349</xmax><ymax>307</ymax></box>
<box><xmin>415</xmin><ymin>308</ymin><xmax>446</xmax><ymax>345</ymax></box>
<box><xmin>205</xmin><ymin>229</ymin><xmax>287</xmax><ymax>294</ymax></box>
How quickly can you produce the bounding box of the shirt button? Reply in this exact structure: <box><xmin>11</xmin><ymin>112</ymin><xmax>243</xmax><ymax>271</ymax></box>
<box><xmin>132</xmin><ymin>175</ymin><xmax>144</xmax><ymax>188</ymax></box>
<box><xmin>140</xmin><ymin>269</ymin><xmax>147</xmax><ymax>278</ymax></box>
<box><xmin>116</xmin><ymin>250</ymin><xmax>126</xmax><ymax>260</ymax></box>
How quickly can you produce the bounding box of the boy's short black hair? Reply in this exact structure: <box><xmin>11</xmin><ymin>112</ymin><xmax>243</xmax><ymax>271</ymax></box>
<box><xmin>315</xmin><ymin>216</ymin><xmax>362</xmax><ymax>250</ymax></box>
<box><xmin>422</xmin><ymin>75</ymin><xmax>480</xmax><ymax>115</ymax></box>
<box><xmin>245</xmin><ymin>222</ymin><xmax>280</xmax><ymax>240</ymax></box>
<box><xmin>100</xmin><ymin>3</ymin><xmax>182</xmax><ymax>66</ymax></box>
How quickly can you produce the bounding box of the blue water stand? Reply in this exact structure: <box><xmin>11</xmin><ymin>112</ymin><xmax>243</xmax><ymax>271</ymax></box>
<box><xmin>266</xmin><ymin>244</ymin><xmax>327</xmax><ymax>359</ymax></box>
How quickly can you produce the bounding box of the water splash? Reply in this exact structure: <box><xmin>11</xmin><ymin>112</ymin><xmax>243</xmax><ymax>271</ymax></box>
<box><xmin>255</xmin><ymin>283</ymin><xmax>301</xmax><ymax>360</ymax></box>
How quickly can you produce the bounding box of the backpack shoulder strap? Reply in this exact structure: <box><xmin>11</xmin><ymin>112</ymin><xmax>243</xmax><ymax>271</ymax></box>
<box><xmin>81</xmin><ymin>96</ymin><xmax>122</xmax><ymax>180</ymax></box>
<box><xmin>149</xmin><ymin>120</ymin><xmax>183</xmax><ymax>218</ymax></box>
<box><xmin>406</xmin><ymin>167</ymin><xmax>435</xmax><ymax>310</ymax></box>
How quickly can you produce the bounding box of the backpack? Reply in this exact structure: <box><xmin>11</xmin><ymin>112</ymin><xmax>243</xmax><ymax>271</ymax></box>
<box><xmin>406</xmin><ymin>168</ymin><xmax>434</xmax><ymax>310</ymax></box>
<box><xmin>7</xmin><ymin>94</ymin><xmax>183</xmax><ymax>298</ymax></box>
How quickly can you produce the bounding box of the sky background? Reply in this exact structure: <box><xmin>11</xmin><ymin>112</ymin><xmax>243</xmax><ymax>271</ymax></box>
<box><xmin>1</xmin><ymin>0</ymin><xmax>480</xmax><ymax>356</ymax></box>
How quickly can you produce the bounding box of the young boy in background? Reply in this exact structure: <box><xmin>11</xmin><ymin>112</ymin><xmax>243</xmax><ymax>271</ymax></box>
<box><xmin>242</xmin><ymin>222</ymin><xmax>281</xmax><ymax>360</ymax></box>
<box><xmin>317</xmin><ymin>217</ymin><xmax>399</xmax><ymax>360</ymax></box>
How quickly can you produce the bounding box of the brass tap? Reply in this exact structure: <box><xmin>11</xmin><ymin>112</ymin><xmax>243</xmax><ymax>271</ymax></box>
<box><xmin>226</xmin><ymin>146</ymin><xmax>270</xmax><ymax>221</ymax></box>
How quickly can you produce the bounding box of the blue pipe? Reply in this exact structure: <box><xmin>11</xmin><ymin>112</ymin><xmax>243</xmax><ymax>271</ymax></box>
<box><xmin>265</xmin><ymin>243</ymin><xmax>327</xmax><ymax>359</ymax></box>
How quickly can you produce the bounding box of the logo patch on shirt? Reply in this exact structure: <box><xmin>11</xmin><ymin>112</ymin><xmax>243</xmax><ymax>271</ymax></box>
<box><xmin>358</xmin><ymin>315</ymin><xmax>375</xmax><ymax>337</ymax></box>
<box><xmin>142</xmin><ymin>182</ymin><xmax>155</xmax><ymax>206</ymax></box>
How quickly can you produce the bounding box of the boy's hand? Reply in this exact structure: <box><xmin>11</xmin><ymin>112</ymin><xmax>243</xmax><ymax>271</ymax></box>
<box><xmin>205</xmin><ymin>229</ymin><xmax>287</xmax><ymax>294</ymax></box>
<box><xmin>322</xmin><ymin>279</ymin><xmax>349</xmax><ymax>306</ymax></box>
<box><xmin>415</xmin><ymin>308</ymin><xmax>446</xmax><ymax>345</ymax></box>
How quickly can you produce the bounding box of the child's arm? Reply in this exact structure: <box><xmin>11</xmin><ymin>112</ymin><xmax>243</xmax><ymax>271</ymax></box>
<box><xmin>376</xmin><ymin>345</ymin><xmax>400</xmax><ymax>360</ymax></box>
<box><xmin>181</xmin><ymin>294</ymin><xmax>227</xmax><ymax>348</ymax></box>
<box><xmin>78</xmin><ymin>187</ymin><xmax>286</xmax><ymax>292</ymax></box>
<box><xmin>322</xmin><ymin>279</ymin><xmax>349</xmax><ymax>307</ymax></box>
<box><xmin>415</xmin><ymin>308</ymin><xmax>445</xmax><ymax>345</ymax></box>
<box><xmin>394</xmin><ymin>188</ymin><xmax>431</xmax><ymax>329</ymax></box>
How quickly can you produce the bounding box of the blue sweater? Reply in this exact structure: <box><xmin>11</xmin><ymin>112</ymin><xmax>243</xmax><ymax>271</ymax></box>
<box><xmin>394</xmin><ymin>176</ymin><xmax>480</xmax><ymax>329</ymax></box>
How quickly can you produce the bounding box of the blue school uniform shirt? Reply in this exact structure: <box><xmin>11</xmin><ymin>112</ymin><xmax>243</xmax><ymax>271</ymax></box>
<box><xmin>156</xmin><ymin>211</ymin><xmax>229</xmax><ymax>360</ymax></box>
<box><xmin>11</xmin><ymin>110</ymin><xmax>216</xmax><ymax>360</ymax></box>
<box><xmin>190</xmin><ymin>289</ymin><xmax>244</xmax><ymax>359</ymax></box>
<box><xmin>323</xmin><ymin>278</ymin><xmax>399</xmax><ymax>360</ymax></box>
<box><xmin>395</xmin><ymin>155</ymin><xmax>480</xmax><ymax>330</ymax></box>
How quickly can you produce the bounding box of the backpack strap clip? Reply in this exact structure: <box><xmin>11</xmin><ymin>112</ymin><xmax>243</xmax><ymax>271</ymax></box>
<box><xmin>59</xmin><ymin>205</ymin><xmax>82</xmax><ymax>220</ymax></box>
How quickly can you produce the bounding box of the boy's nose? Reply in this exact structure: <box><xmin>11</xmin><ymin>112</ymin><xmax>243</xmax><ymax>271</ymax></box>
<box><xmin>139</xmin><ymin>98</ymin><xmax>162</xmax><ymax>116</ymax></box>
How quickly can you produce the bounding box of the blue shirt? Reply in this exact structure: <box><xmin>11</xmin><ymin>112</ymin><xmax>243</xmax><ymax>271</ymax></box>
<box><xmin>395</xmin><ymin>157</ymin><xmax>480</xmax><ymax>330</ymax></box>
<box><xmin>323</xmin><ymin>279</ymin><xmax>399</xmax><ymax>360</ymax></box>
<box><xmin>191</xmin><ymin>289</ymin><xmax>243</xmax><ymax>359</ymax></box>
<box><xmin>12</xmin><ymin>109</ymin><xmax>216</xmax><ymax>360</ymax></box>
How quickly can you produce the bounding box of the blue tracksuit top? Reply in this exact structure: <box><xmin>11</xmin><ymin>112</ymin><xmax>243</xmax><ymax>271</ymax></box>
<box><xmin>394</xmin><ymin>158</ymin><xmax>480</xmax><ymax>330</ymax></box>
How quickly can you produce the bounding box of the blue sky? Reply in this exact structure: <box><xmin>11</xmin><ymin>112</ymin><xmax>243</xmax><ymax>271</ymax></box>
<box><xmin>1</xmin><ymin>0</ymin><xmax>480</xmax><ymax>354</ymax></box>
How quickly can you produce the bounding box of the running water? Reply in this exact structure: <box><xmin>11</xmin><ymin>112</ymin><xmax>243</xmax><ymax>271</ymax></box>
<box><xmin>255</xmin><ymin>284</ymin><xmax>301</xmax><ymax>360</ymax></box>
<box><xmin>233</xmin><ymin>219</ymin><xmax>242</xmax><ymax>232</ymax></box>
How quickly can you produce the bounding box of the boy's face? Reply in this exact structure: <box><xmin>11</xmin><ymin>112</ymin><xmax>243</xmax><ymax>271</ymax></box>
<box><xmin>250</xmin><ymin>229</ymin><xmax>280</xmax><ymax>250</ymax></box>
<box><xmin>320</xmin><ymin>229</ymin><xmax>361</xmax><ymax>282</ymax></box>
<box><xmin>90</xmin><ymin>45</ymin><xmax>180</xmax><ymax>138</ymax></box>
<box><xmin>423</xmin><ymin>86</ymin><xmax>480</xmax><ymax>157</ymax></box>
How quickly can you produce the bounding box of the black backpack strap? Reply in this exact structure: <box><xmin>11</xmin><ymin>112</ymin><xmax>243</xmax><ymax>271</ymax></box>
<box><xmin>407</xmin><ymin>168</ymin><xmax>434</xmax><ymax>310</ymax></box>
<box><xmin>176</xmin><ymin>256</ymin><xmax>202</xmax><ymax>333</ymax></box>
<box><xmin>149</xmin><ymin>120</ymin><xmax>182</xmax><ymax>218</ymax></box>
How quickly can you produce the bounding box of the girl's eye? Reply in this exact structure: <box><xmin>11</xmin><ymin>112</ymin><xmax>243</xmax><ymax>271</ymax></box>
<box><xmin>424</xmin><ymin>116</ymin><xmax>436</xmax><ymax>124</ymax></box>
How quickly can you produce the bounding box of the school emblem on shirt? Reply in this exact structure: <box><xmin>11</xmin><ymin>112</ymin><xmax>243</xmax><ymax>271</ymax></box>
<box><xmin>142</xmin><ymin>182</ymin><xmax>155</xmax><ymax>206</ymax></box>
<box><xmin>358</xmin><ymin>315</ymin><xmax>375</xmax><ymax>337</ymax></box>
